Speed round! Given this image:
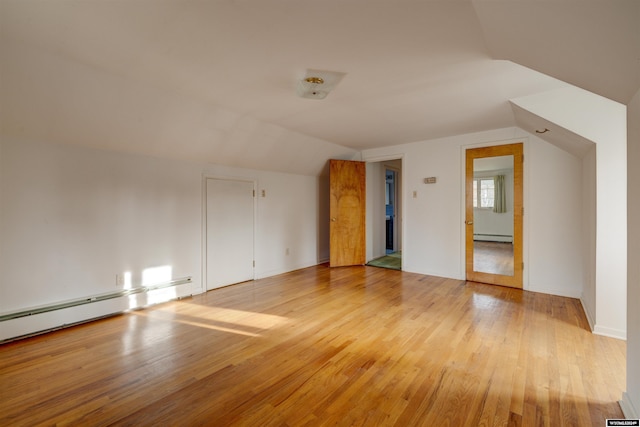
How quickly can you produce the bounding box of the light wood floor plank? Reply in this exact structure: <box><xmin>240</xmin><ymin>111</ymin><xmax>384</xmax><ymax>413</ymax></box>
<box><xmin>0</xmin><ymin>265</ymin><xmax>626</xmax><ymax>426</ymax></box>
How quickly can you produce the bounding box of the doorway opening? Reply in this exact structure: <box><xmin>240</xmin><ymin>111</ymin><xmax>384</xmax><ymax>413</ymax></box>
<box><xmin>366</xmin><ymin>159</ymin><xmax>402</xmax><ymax>270</ymax></box>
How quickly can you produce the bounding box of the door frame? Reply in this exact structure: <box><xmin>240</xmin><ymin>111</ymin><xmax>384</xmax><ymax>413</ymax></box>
<box><xmin>362</xmin><ymin>154</ymin><xmax>405</xmax><ymax>266</ymax></box>
<box><xmin>202</xmin><ymin>175</ymin><xmax>257</xmax><ymax>292</ymax></box>
<box><xmin>465</xmin><ymin>143</ymin><xmax>524</xmax><ymax>289</ymax></box>
<box><xmin>384</xmin><ymin>164</ymin><xmax>401</xmax><ymax>253</ymax></box>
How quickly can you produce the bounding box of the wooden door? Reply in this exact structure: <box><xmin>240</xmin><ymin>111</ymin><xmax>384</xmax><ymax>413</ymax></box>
<box><xmin>206</xmin><ymin>178</ymin><xmax>255</xmax><ymax>289</ymax></box>
<box><xmin>330</xmin><ymin>159</ymin><xmax>366</xmax><ymax>267</ymax></box>
<box><xmin>465</xmin><ymin>143</ymin><xmax>523</xmax><ymax>288</ymax></box>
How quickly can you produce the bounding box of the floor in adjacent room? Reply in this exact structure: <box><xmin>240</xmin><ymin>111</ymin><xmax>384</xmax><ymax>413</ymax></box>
<box><xmin>474</xmin><ymin>240</ymin><xmax>514</xmax><ymax>276</ymax></box>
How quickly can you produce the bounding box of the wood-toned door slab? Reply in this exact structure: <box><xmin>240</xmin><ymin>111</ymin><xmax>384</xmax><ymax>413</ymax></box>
<box><xmin>330</xmin><ymin>159</ymin><xmax>366</xmax><ymax>267</ymax></box>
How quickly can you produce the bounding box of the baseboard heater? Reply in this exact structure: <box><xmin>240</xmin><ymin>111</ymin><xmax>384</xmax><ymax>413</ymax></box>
<box><xmin>0</xmin><ymin>277</ymin><xmax>192</xmax><ymax>342</ymax></box>
<box><xmin>474</xmin><ymin>234</ymin><xmax>513</xmax><ymax>243</ymax></box>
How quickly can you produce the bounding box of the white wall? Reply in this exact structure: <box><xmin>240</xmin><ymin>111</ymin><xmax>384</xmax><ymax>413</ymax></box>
<box><xmin>0</xmin><ymin>137</ymin><xmax>324</xmax><ymax>340</ymax></box>
<box><xmin>527</xmin><ymin>137</ymin><xmax>584</xmax><ymax>297</ymax></box>
<box><xmin>0</xmin><ymin>138</ymin><xmax>3</xmax><ymax>279</ymax></box>
<box><xmin>512</xmin><ymin>87</ymin><xmax>627</xmax><ymax>338</ymax></box>
<box><xmin>362</xmin><ymin>127</ymin><xmax>585</xmax><ymax>298</ymax></box>
<box><xmin>580</xmin><ymin>145</ymin><xmax>597</xmax><ymax>328</ymax></box>
<box><xmin>379</xmin><ymin>135</ymin><xmax>464</xmax><ymax>279</ymax></box>
<box><xmin>201</xmin><ymin>165</ymin><xmax>322</xmax><ymax>279</ymax></box>
<box><xmin>366</xmin><ymin>162</ymin><xmax>386</xmax><ymax>262</ymax></box>
<box><xmin>472</xmin><ymin>169</ymin><xmax>514</xmax><ymax>239</ymax></box>
<box><xmin>0</xmin><ymin>138</ymin><xmax>202</xmax><ymax>312</ymax></box>
<box><xmin>594</xmin><ymin>133</ymin><xmax>628</xmax><ymax>339</ymax></box>
<box><xmin>623</xmin><ymin>88</ymin><xmax>640</xmax><ymax>418</ymax></box>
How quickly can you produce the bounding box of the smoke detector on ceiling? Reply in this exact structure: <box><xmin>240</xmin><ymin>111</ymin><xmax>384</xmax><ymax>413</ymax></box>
<box><xmin>296</xmin><ymin>69</ymin><xmax>346</xmax><ymax>100</ymax></box>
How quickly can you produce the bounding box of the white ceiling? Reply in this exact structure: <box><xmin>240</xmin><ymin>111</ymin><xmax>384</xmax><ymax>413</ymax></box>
<box><xmin>1</xmin><ymin>1</ymin><xmax>638</xmax><ymax>174</ymax></box>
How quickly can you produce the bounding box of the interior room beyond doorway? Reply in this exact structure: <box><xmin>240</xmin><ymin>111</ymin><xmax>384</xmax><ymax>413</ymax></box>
<box><xmin>366</xmin><ymin>159</ymin><xmax>402</xmax><ymax>270</ymax></box>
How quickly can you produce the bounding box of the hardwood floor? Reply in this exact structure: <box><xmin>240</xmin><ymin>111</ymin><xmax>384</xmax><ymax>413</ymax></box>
<box><xmin>0</xmin><ymin>265</ymin><xmax>626</xmax><ymax>426</ymax></box>
<box><xmin>474</xmin><ymin>241</ymin><xmax>514</xmax><ymax>276</ymax></box>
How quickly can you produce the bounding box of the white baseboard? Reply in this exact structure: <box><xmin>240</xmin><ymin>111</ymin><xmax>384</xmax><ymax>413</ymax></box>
<box><xmin>474</xmin><ymin>234</ymin><xmax>513</xmax><ymax>243</ymax></box>
<box><xmin>580</xmin><ymin>297</ymin><xmax>595</xmax><ymax>332</ymax></box>
<box><xmin>257</xmin><ymin>260</ymin><xmax>320</xmax><ymax>280</ymax></box>
<box><xmin>578</xmin><ymin>297</ymin><xmax>626</xmax><ymax>340</ymax></box>
<box><xmin>525</xmin><ymin>285</ymin><xmax>581</xmax><ymax>299</ymax></box>
<box><xmin>620</xmin><ymin>392</ymin><xmax>639</xmax><ymax>419</ymax></box>
<box><xmin>593</xmin><ymin>324</ymin><xmax>626</xmax><ymax>340</ymax></box>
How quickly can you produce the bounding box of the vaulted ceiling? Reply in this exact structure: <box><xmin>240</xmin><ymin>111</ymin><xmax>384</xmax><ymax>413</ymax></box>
<box><xmin>1</xmin><ymin>1</ymin><xmax>638</xmax><ymax>175</ymax></box>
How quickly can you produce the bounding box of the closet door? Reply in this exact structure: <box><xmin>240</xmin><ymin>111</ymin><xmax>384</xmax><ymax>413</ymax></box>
<box><xmin>206</xmin><ymin>178</ymin><xmax>255</xmax><ymax>289</ymax></box>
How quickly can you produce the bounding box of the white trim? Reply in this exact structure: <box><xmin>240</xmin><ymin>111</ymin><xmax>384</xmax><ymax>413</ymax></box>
<box><xmin>361</xmin><ymin>153</ymin><xmax>405</xmax><ymax>163</ymax></box>
<box><xmin>472</xmin><ymin>177</ymin><xmax>496</xmax><ymax>209</ymax></box>
<box><xmin>580</xmin><ymin>297</ymin><xmax>595</xmax><ymax>332</ymax></box>
<box><xmin>258</xmin><ymin>261</ymin><xmax>319</xmax><ymax>279</ymax></box>
<box><xmin>580</xmin><ymin>295</ymin><xmax>626</xmax><ymax>340</ymax></box>
<box><xmin>200</xmin><ymin>175</ymin><xmax>208</xmax><ymax>295</ymax></box>
<box><xmin>473</xmin><ymin>234</ymin><xmax>513</xmax><ymax>243</ymax></box>
<box><xmin>363</xmin><ymin>154</ymin><xmax>405</xmax><ymax>270</ymax></box>
<box><xmin>593</xmin><ymin>324</ymin><xmax>626</xmax><ymax>340</ymax></box>
<box><xmin>524</xmin><ymin>285</ymin><xmax>581</xmax><ymax>299</ymax></box>
<box><xmin>620</xmin><ymin>392</ymin><xmax>639</xmax><ymax>419</ymax></box>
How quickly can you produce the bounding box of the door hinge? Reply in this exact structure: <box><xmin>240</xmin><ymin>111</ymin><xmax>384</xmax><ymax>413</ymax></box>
<box><xmin>522</xmin><ymin>262</ymin><xmax>524</xmax><ymax>270</ymax></box>
<box><xmin>253</xmin><ymin>260</ymin><xmax>255</xmax><ymax>267</ymax></box>
<box><xmin>522</xmin><ymin>207</ymin><xmax>525</xmax><ymax>216</ymax></box>
<box><xmin>253</xmin><ymin>190</ymin><xmax>256</xmax><ymax>197</ymax></box>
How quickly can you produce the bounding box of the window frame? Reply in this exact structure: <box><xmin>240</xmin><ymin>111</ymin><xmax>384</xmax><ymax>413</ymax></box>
<box><xmin>473</xmin><ymin>177</ymin><xmax>495</xmax><ymax>209</ymax></box>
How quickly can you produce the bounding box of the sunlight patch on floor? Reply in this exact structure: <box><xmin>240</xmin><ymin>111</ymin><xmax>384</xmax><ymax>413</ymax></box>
<box><xmin>195</xmin><ymin>307</ymin><xmax>289</xmax><ymax>329</ymax></box>
<box><xmin>133</xmin><ymin>305</ymin><xmax>291</xmax><ymax>337</ymax></box>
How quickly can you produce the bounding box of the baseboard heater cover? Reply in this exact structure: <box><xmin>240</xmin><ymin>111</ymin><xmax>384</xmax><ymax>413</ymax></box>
<box><xmin>473</xmin><ymin>234</ymin><xmax>513</xmax><ymax>243</ymax></box>
<box><xmin>0</xmin><ymin>277</ymin><xmax>192</xmax><ymax>342</ymax></box>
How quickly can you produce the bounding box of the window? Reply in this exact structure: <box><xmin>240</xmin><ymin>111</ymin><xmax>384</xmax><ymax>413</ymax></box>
<box><xmin>473</xmin><ymin>177</ymin><xmax>494</xmax><ymax>208</ymax></box>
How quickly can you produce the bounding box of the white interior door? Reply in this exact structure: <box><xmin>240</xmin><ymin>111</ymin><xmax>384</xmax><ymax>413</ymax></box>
<box><xmin>206</xmin><ymin>178</ymin><xmax>255</xmax><ymax>290</ymax></box>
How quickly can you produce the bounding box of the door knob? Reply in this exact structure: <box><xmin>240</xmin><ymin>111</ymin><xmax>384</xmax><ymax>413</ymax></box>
<box><xmin>466</xmin><ymin>220</ymin><xmax>473</xmax><ymax>225</ymax></box>
<box><xmin>331</xmin><ymin>217</ymin><xmax>337</xmax><ymax>222</ymax></box>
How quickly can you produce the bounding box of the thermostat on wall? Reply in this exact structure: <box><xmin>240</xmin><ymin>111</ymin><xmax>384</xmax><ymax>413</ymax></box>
<box><xmin>424</xmin><ymin>177</ymin><xmax>437</xmax><ymax>184</ymax></box>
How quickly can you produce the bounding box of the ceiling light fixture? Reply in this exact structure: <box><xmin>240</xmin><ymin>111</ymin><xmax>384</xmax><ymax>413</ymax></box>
<box><xmin>298</xmin><ymin>77</ymin><xmax>327</xmax><ymax>99</ymax></box>
<box><xmin>296</xmin><ymin>69</ymin><xmax>345</xmax><ymax>100</ymax></box>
